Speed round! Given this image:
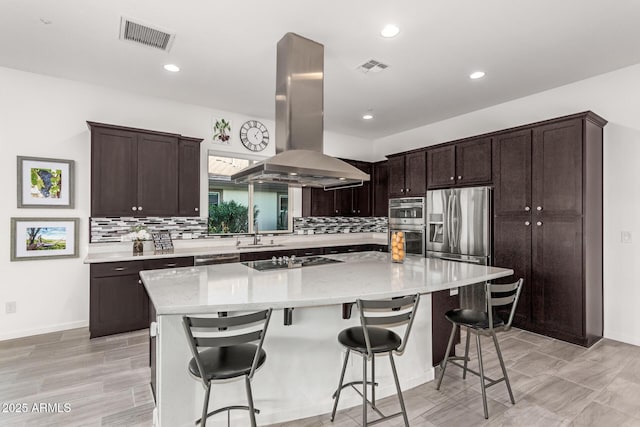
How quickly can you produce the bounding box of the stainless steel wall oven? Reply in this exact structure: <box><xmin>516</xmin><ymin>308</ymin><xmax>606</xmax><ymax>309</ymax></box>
<box><xmin>388</xmin><ymin>197</ymin><xmax>425</xmax><ymax>256</ymax></box>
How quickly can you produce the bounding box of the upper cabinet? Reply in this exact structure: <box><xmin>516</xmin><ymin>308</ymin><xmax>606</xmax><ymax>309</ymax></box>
<box><xmin>427</xmin><ymin>137</ymin><xmax>492</xmax><ymax>188</ymax></box>
<box><xmin>89</xmin><ymin>122</ymin><xmax>203</xmax><ymax>217</ymax></box>
<box><xmin>178</xmin><ymin>137</ymin><xmax>202</xmax><ymax>216</ymax></box>
<box><xmin>372</xmin><ymin>160</ymin><xmax>389</xmax><ymax>217</ymax></box>
<box><xmin>301</xmin><ymin>159</ymin><xmax>374</xmax><ymax>217</ymax></box>
<box><xmin>388</xmin><ymin>151</ymin><xmax>426</xmax><ymax>198</ymax></box>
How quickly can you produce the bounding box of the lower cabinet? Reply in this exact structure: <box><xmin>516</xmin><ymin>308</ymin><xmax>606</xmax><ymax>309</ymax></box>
<box><xmin>89</xmin><ymin>256</ymin><xmax>194</xmax><ymax>338</ymax></box>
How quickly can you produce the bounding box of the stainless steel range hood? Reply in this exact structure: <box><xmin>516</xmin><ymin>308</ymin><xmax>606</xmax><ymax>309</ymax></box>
<box><xmin>231</xmin><ymin>33</ymin><xmax>369</xmax><ymax>189</ymax></box>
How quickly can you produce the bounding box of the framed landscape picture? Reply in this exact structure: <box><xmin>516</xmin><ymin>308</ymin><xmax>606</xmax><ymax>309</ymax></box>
<box><xmin>10</xmin><ymin>218</ymin><xmax>79</xmax><ymax>261</ymax></box>
<box><xmin>17</xmin><ymin>156</ymin><xmax>75</xmax><ymax>208</ymax></box>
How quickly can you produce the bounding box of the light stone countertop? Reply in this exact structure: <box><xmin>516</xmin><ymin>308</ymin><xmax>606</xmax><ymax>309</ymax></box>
<box><xmin>140</xmin><ymin>251</ymin><xmax>514</xmax><ymax>315</ymax></box>
<box><xmin>84</xmin><ymin>232</ymin><xmax>387</xmax><ymax>264</ymax></box>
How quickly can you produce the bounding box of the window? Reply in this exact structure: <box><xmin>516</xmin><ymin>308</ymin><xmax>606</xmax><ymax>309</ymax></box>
<box><xmin>207</xmin><ymin>154</ymin><xmax>292</xmax><ymax>234</ymax></box>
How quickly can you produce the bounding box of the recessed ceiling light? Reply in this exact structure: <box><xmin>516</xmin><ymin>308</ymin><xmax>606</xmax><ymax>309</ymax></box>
<box><xmin>381</xmin><ymin>24</ymin><xmax>400</xmax><ymax>38</ymax></box>
<box><xmin>39</xmin><ymin>18</ymin><xmax>52</xmax><ymax>25</ymax></box>
<box><xmin>164</xmin><ymin>64</ymin><xmax>180</xmax><ymax>72</ymax></box>
<box><xmin>289</xmin><ymin>172</ymin><xmax>298</xmax><ymax>176</ymax></box>
<box><xmin>362</xmin><ymin>114</ymin><xmax>374</xmax><ymax>120</ymax></box>
<box><xmin>469</xmin><ymin>71</ymin><xmax>485</xmax><ymax>80</ymax></box>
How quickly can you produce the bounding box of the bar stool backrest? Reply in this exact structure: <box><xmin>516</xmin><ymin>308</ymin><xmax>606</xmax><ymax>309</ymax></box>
<box><xmin>182</xmin><ymin>309</ymin><xmax>272</xmax><ymax>385</ymax></box>
<box><xmin>357</xmin><ymin>294</ymin><xmax>420</xmax><ymax>358</ymax></box>
<box><xmin>485</xmin><ymin>279</ymin><xmax>524</xmax><ymax>332</ymax></box>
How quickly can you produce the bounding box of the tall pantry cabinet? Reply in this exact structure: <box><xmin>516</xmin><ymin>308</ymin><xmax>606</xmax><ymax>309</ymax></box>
<box><xmin>492</xmin><ymin>111</ymin><xmax>606</xmax><ymax>347</ymax></box>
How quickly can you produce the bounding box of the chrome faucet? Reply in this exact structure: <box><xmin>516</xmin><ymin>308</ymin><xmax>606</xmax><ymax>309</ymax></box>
<box><xmin>253</xmin><ymin>223</ymin><xmax>260</xmax><ymax>245</ymax></box>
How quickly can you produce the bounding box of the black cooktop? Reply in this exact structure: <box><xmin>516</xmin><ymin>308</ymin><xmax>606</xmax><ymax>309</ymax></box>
<box><xmin>242</xmin><ymin>256</ymin><xmax>343</xmax><ymax>271</ymax></box>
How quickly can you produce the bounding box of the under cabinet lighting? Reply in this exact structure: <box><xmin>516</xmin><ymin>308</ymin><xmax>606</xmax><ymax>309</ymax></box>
<box><xmin>362</xmin><ymin>114</ymin><xmax>374</xmax><ymax>120</ymax></box>
<box><xmin>469</xmin><ymin>71</ymin><xmax>485</xmax><ymax>79</ymax></box>
<box><xmin>164</xmin><ymin>64</ymin><xmax>180</xmax><ymax>72</ymax></box>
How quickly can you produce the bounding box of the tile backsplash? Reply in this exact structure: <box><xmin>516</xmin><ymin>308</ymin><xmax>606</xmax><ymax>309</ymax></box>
<box><xmin>91</xmin><ymin>217</ymin><xmax>207</xmax><ymax>243</ymax></box>
<box><xmin>293</xmin><ymin>217</ymin><xmax>388</xmax><ymax>234</ymax></box>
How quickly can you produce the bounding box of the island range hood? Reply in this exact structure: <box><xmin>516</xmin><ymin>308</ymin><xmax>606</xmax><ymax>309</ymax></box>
<box><xmin>231</xmin><ymin>33</ymin><xmax>369</xmax><ymax>189</ymax></box>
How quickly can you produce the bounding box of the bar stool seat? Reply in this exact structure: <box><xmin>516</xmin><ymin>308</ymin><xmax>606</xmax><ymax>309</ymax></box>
<box><xmin>338</xmin><ymin>327</ymin><xmax>402</xmax><ymax>354</ymax></box>
<box><xmin>445</xmin><ymin>309</ymin><xmax>504</xmax><ymax>330</ymax></box>
<box><xmin>188</xmin><ymin>344</ymin><xmax>267</xmax><ymax>380</ymax></box>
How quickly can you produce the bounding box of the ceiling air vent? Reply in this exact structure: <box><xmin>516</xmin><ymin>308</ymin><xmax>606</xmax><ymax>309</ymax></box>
<box><xmin>357</xmin><ymin>59</ymin><xmax>389</xmax><ymax>74</ymax></box>
<box><xmin>119</xmin><ymin>17</ymin><xmax>175</xmax><ymax>51</ymax></box>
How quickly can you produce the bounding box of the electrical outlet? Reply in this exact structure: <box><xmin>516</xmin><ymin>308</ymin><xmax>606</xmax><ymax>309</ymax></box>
<box><xmin>5</xmin><ymin>301</ymin><xmax>16</xmax><ymax>314</ymax></box>
<box><xmin>621</xmin><ymin>231</ymin><xmax>633</xmax><ymax>244</ymax></box>
<box><xmin>450</xmin><ymin>287</ymin><xmax>459</xmax><ymax>296</ymax></box>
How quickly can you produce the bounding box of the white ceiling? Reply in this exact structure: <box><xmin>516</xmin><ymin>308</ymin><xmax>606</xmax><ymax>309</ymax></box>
<box><xmin>2</xmin><ymin>0</ymin><xmax>640</xmax><ymax>140</ymax></box>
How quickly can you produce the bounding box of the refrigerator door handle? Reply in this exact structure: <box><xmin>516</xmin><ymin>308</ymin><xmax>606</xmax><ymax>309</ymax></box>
<box><xmin>453</xmin><ymin>192</ymin><xmax>461</xmax><ymax>248</ymax></box>
<box><xmin>447</xmin><ymin>193</ymin><xmax>452</xmax><ymax>249</ymax></box>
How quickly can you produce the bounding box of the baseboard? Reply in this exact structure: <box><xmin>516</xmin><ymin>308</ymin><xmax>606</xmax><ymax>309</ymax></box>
<box><xmin>0</xmin><ymin>320</ymin><xmax>89</xmax><ymax>341</ymax></box>
<box><xmin>603</xmin><ymin>331</ymin><xmax>640</xmax><ymax>347</ymax></box>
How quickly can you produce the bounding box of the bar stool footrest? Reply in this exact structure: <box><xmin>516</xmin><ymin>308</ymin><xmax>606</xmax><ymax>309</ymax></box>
<box><xmin>195</xmin><ymin>405</ymin><xmax>260</xmax><ymax>425</ymax></box>
<box><xmin>445</xmin><ymin>358</ymin><xmax>505</xmax><ymax>388</ymax></box>
<box><xmin>331</xmin><ymin>380</ymin><xmax>379</xmax><ymax>399</ymax></box>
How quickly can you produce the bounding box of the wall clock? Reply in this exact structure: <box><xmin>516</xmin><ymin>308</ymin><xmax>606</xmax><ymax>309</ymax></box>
<box><xmin>239</xmin><ymin>120</ymin><xmax>270</xmax><ymax>152</ymax></box>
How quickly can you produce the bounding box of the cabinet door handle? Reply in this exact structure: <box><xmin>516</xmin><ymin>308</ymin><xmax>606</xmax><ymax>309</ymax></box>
<box><xmin>450</xmin><ymin>176</ymin><xmax>454</xmax><ymax>181</ymax></box>
<box><xmin>138</xmin><ymin>279</ymin><xmax>142</xmax><ymax>285</ymax></box>
<box><xmin>335</xmin><ymin>210</ymin><xmax>339</xmax><ymax>214</ymax></box>
<box><xmin>536</xmin><ymin>206</ymin><xmax>543</xmax><ymax>211</ymax></box>
<box><xmin>304</xmin><ymin>252</ymin><xmax>314</xmax><ymax>256</ymax></box>
<box><xmin>138</xmin><ymin>206</ymin><xmax>143</xmax><ymax>211</ymax></box>
<box><xmin>131</xmin><ymin>206</ymin><xmax>137</xmax><ymax>211</ymax></box>
<box><xmin>536</xmin><ymin>221</ymin><xmax>543</xmax><ymax>226</ymax></box>
<box><xmin>114</xmin><ymin>267</ymin><xmax>126</xmax><ymax>271</ymax></box>
<box><xmin>357</xmin><ymin>210</ymin><xmax>360</xmax><ymax>213</ymax></box>
<box><xmin>400</xmin><ymin>188</ymin><xmax>404</xmax><ymax>193</ymax></box>
<box><xmin>406</xmin><ymin>188</ymin><xmax>411</xmax><ymax>192</ymax></box>
<box><xmin>195</xmin><ymin>207</ymin><xmax>199</xmax><ymax>212</ymax></box>
<box><xmin>458</xmin><ymin>176</ymin><xmax>462</xmax><ymax>180</ymax></box>
<box><xmin>164</xmin><ymin>263</ymin><xmax>177</xmax><ymax>267</ymax></box>
<box><xmin>524</xmin><ymin>206</ymin><xmax>531</xmax><ymax>211</ymax></box>
<box><xmin>525</xmin><ymin>221</ymin><xmax>530</xmax><ymax>226</ymax></box>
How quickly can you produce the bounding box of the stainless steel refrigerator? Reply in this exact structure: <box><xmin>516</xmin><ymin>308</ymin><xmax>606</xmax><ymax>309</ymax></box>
<box><xmin>426</xmin><ymin>186</ymin><xmax>491</xmax><ymax>311</ymax></box>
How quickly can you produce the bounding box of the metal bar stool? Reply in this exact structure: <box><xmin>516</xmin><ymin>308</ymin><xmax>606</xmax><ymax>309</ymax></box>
<box><xmin>436</xmin><ymin>279</ymin><xmax>523</xmax><ymax>419</ymax></box>
<box><xmin>330</xmin><ymin>294</ymin><xmax>420</xmax><ymax>426</ymax></box>
<box><xmin>182</xmin><ymin>309</ymin><xmax>272</xmax><ymax>427</ymax></box>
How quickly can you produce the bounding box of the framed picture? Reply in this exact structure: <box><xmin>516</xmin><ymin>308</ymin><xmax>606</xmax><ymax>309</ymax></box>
<box><xmin>17</xmin><ymin>156</ymin><xmax>75</xmax><ymax>208</ymax></box>
<box><xmin>212</xmin><ymin>117</ymin><xmax>232</xmax><ymax>144</ymax></box>
<box><xmin>10</xmin><ymin>217</ymin><xmax>79</xmax><ymax>261</ymax></box>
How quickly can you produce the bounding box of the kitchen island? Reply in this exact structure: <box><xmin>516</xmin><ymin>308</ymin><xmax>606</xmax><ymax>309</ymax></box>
<box><xmin>141</xmin><ymin>251</ymin><xmax>513</xmax><ymax>426</ymax></box>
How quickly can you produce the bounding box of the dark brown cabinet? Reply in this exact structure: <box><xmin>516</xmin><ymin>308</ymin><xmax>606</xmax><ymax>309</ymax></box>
<box><xmin>302</xmin><ymin>159</ymin><xmax>373</xmax><ymax>217</ymax></box>
<box><xmin>432</xmin><ymin>289</ymin><xmax>460</xmax><ymax>366</ymax></box>
<box><xmin>388</xmin><ymin>151</ymin><xmax>426</xmax><ymax>198</ymax></box>
<box><xmin>427</xmin><ymin>137</ymin><xmax>492</xmax><ymax>188</ymax></box>
<box><xmin>492</xmin><ymin>112</ymin><xmax>605</xmax><ymax>347</ymax></box>
<box><xmin>178</xmin><ymin>137</ymin><xmax>203</xmax><ymax>216</ymax></box>
<box><xmin>372</xmin><ymin>161</ymin><xmax>389</xmax><ymax>217</ymax></box>
<box><xmin>89</xmin><ymin>256</ymin><xmax>194</xmax><ymax>338</ymax></box>
<box><xmin>89</xmin><ymin>122</ymin><xmax>202</xmax><ymax>217</ymax></box>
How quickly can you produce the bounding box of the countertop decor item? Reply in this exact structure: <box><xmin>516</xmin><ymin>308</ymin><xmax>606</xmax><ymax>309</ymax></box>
<box><xmin>390</xmin><ymin>231</ymin><xmax>406</xmax><ymax>263</ymax></box>
<box><xmin>129</xmin><ymin>226</ymin><xmax>150</xmax><ymax>254</ymax></box>
<box><xmin>17</xmin><ymin>156</ymin><xmax>75</xmax><ymax>208</ymax></box>
<box><xmin>10</xmin><ymin>217</ymin><xmax>79</xmax><ymax>261</ymax></box>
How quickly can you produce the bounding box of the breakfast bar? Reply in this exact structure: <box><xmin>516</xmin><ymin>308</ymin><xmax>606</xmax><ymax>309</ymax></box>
<box><xmin>140</xmin><ymin>251</ymin><xmax>513</xmax><ymax>426</ymax></box>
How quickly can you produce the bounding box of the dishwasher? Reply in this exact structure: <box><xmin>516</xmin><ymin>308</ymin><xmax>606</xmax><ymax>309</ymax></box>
<box><xmin>193</xmin><ymin>253</ymin><xmax>240</xmax><ymax>266</ymax></box>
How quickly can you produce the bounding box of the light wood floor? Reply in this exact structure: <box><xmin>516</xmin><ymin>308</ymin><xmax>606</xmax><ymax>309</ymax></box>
<box><xmin>1</xmin><ymin>327</ymin><xmax>639</xmax><ymax>426</ymax></box>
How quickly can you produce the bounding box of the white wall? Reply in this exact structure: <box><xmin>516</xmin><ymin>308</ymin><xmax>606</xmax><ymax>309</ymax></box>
<box><xmin>0</xmin><ymin>66</ymin><xmax>372</xmax><ymax>340</ymax></box>
<box><xmin>374</xmin><ymin>63</ymin><xmax>640</xmax><ymax>346</ymax></box>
